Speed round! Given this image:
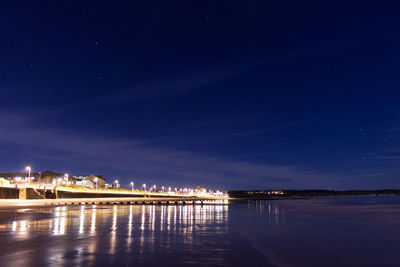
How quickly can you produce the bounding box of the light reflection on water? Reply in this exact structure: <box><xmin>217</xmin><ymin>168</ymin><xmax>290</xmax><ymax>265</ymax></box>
<box><xmin>0</xmin><ymin>204</ymin><xmax>235</xmax><ymax>267</ymax></box>
<box><xmin>248</xmin><ymin>200</ymin><xmax>286</xmax><ymax>225</ymax></box>
<box><xmin>2</xmin><ymin>204</ymin><xmax>229</xmax><ymax>236</ymax></box>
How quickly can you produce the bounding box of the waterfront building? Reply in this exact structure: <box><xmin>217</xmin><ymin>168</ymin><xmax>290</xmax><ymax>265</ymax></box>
<box><xmin>73</xmin><ymin>175</ymin><xmax>106</xmax><ymax>188</ymax></box>
<box><xmin>0</xmin><ymin>170</ymin><xmax>106</xmax><ymax>188</ymax></box>
<box><xmin>0</xmin><ymin>172</ymin><xmax>40</xmax><ymax>183</ymax></box>
<box><xmin>0</xmin><ymin>170</ymin><xmax>74</xmax><ymax>185</ymax></box>
<box><xmin>105</xmin><ymin>181</ymin><xmax>119</xmax><ymax>189</ymax></box>
<box><xmin>0</xmin><ymin>178</ymin><xmax>10</xmax><ymax>186</ymax></box>
<box><xmin>41</xmin><ymin>171</ymin><xmax>74</xmax><ymax>185</ymax></box>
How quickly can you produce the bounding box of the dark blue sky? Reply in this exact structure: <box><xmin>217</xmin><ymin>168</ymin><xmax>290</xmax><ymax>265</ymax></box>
<box><xmin>1</xmin><ymin>1</ymin><xmax>400</xmax><ymax>190</ymax></box>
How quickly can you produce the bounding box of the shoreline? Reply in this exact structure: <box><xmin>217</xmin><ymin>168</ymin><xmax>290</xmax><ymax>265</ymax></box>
<box><xmin>1</xmin><ymin>194</ymin><xmax>398</xmax><ymax>209</ymax></box>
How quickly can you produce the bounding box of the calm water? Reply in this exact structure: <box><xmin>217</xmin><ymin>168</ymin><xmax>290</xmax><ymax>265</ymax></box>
<box><xmin>0</xmin><ymin>197</ymin><xmax>399</xmax><ymax>266</ymax></box>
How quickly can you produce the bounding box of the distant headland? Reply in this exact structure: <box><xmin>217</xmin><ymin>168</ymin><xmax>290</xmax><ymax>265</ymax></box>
<box><xmin>227</xmin><ymin>189</ymin><xmax>400</xmax><ymax>199</ymax></box>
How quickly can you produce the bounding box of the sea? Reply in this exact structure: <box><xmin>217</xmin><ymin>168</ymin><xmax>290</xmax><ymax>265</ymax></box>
<box><xmin>0</xmin><ymin>197</ymin><xmax>399</xmax><ymax>266</ymax></box>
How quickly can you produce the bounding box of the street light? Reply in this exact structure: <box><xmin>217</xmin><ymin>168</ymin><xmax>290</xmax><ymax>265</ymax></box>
<box><xmin>94</xmin><ymin>177</ymin><xmax>98</xmax><ymax>189</ymax></box>
<box><xmin>143</xmin><ymin>184</ymin><xmax>146</xmax><ymax>191</ymax></box>
<box><xmin>130</xmin><ymin>182</ymin><xmax>134</xmax><ymax>190</ymax></box>
<box><xmin>115</xmin><ymin>179</ymin><xmax>119</xmax><ymax>189</ymax></box>
<box><xmin>25</xmin><ymin>166</ymin><xmax>31</xmax><ymax>183</ymax></box>
<box><xmin>64</xmin><ymin>173</ymin><xmax>69</xmax><ymax>185</ymax></box>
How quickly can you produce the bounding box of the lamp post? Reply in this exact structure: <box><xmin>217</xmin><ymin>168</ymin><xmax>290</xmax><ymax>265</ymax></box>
<box><xmin>94</xmin><ymin>177</ymin><xmax>98</xmax><ymax>189</ymax></box>
<box><xmin>64</xmin><ymin>173</ymin><xmax>69</xmax><ymax>185</ymax></box>
<box><xmin>143</xmin><ymin>184</ymin><xmax>146</xmax><ymax>191</ymax></box>
<box><xmin>25</xmin><ymin>166</ymin><xmax>31</xmax><ymax>184</ymax></box>
<box><xmin>115</xmin><ymin>179</ymin><xmax>119</xmax><ymax>189</ymax></box>
<box><xmin>130</xmin><ymin>182</ymin><xmax>134</xmax><ymax>190</ymax></box>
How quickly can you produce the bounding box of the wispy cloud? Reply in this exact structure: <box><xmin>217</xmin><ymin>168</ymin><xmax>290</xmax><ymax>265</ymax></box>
<box><xmin>100</xmin><ymin>38</ymin><xmax>356</xmax><ymax>102</ymax></box>
<box><xmin>146</xmin><ymin>118</ymin><xmax>313</xmax><ymax>147</ymax></box>
<box><xmin>99</xmin><ymin>63</ymin><xmax>253</xmax><ymax>103</ymax></box>
<box><xmin>0</xmin><ymin>111</ymin><xmax>338</xmax><ymax>189</ymax></box>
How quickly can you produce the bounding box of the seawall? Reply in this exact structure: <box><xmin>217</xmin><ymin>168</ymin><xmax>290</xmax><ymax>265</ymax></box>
<box><xmin>0</xmin><ymin>188</ymin><xmax>19</xmax><ymax>199</ymax></box>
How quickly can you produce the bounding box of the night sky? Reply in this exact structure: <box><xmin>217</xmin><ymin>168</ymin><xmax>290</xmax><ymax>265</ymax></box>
<box><xmin>1</xmin><ymin>1</ymin><xmax>400</xmax><ymax>190</ymax></box>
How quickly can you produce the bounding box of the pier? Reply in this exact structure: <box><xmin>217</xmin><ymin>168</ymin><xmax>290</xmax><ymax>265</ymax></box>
<box><xmin>0</xmin><ymin>184</ymin><xmax>229</xmax><ymax>207</ymax></box>
<box><xmin>0</xmin><ymin>197</ymin><xmax>228</xmax><ymax>207</ymax></box>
